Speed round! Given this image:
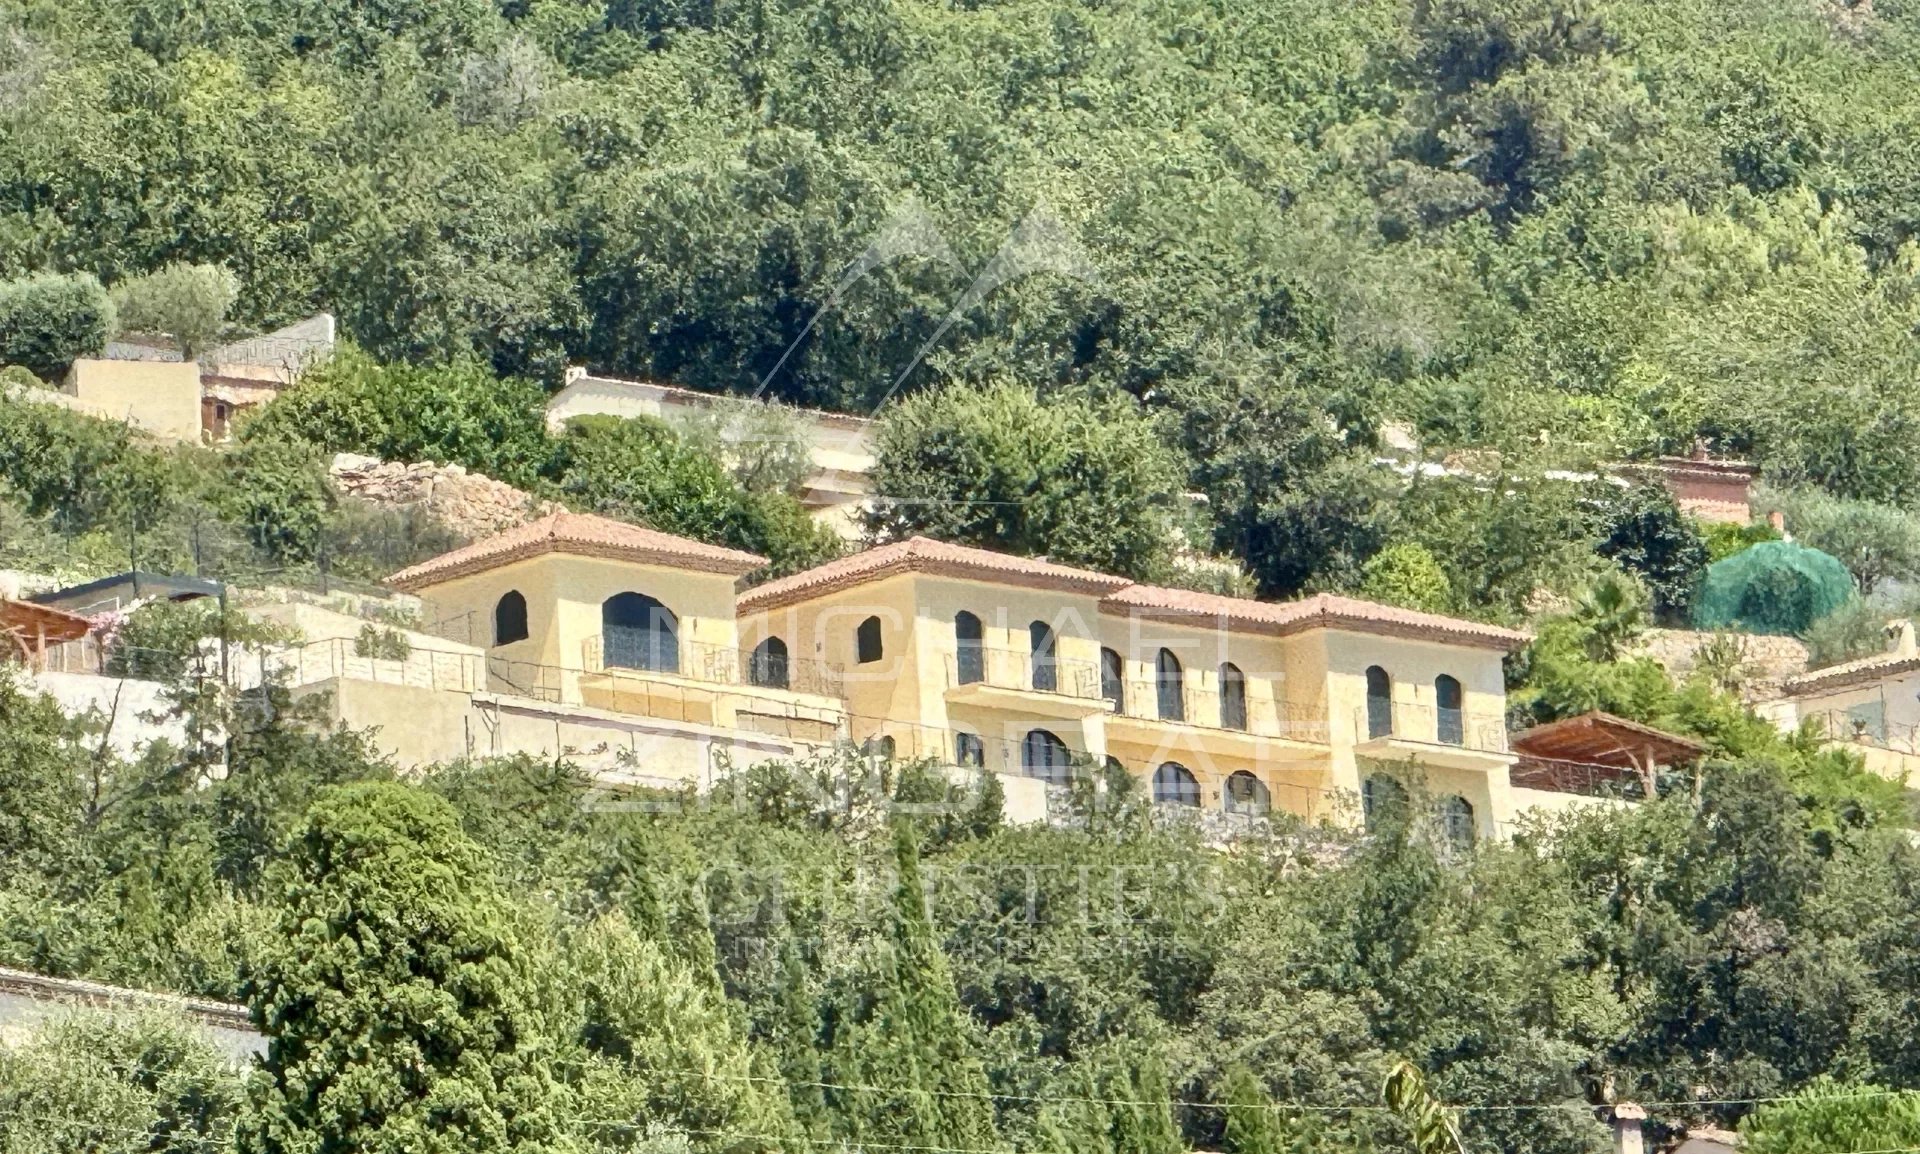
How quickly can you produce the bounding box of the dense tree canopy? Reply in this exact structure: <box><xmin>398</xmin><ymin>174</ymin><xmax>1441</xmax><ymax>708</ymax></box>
<box><xmin>10</xmin><ymin>0</ymin><xmax>1920</xmax><ymax>599</ymax></box>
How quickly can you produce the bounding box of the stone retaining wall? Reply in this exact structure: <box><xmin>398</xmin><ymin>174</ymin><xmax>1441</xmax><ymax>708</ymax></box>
<box><xmin>329</xmin><ymin>453</ymin><xmax>562</xmax><ymax>541</ymax></box>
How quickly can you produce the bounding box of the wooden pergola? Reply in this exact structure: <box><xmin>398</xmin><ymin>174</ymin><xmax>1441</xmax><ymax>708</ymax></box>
<box><xmin>1509</xmin><ymin>711</ymin><xmax>1706</xmax><ymax>800</ymax></box>
<box><xmin>1</xmin><ymin>598</ymin><xmax>96</xmax><ymax>671</ymax></box>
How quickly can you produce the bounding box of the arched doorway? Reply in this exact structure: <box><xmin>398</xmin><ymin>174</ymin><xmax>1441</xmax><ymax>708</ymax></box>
<box><xmin>603</xmin><ymin>592</ymin><xmax>678</xmax><ymax>672</ymax></box>
<box><xmin>1153</xmin><ymin>761</ymin><xmax>1200</xmax><ymax>807</ymax></box>
<box><xmin>1021</xmin><ymin>728</ymin><xmax>1072</xmax><ymax>785</ymax></box>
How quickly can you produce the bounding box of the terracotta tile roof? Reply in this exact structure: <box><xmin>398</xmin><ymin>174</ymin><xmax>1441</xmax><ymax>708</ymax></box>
<box><xmin>739</xmin><ymin>536</ymin><xmax>1531</xmax><ymax>650</ymax></box>
<box><xmin>737</xmin><ymin>536</ymin><xmax>1132</xmax><ymax>611</ymax></box>
<box><xmin>387</xmin><ymin>512</ymin><xmax>765</xmax><ymax>591</ymax></box>
<box><xmin>1101</xmin><ymin>586</ymin><xmax>1532</xmax><ymax>651</ymax></box>
<box><xmin>1783</xmin><ymin>649</ymin><xmax>1920</xmax><ymax>697</ymax></box>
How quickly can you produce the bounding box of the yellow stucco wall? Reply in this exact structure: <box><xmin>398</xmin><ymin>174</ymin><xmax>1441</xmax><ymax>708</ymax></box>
<box><xmin>270</xmin><ymin>543</ymin><xmax>1600</xmax><ymax>836</ymax></box>
<box><xmin>413</xmin><ymin>552</ymin><xmax>743</xmax><ymax>693</ymax></box>
<box><xmin>65</xmin><ymin>360</ymin><xmax>203</xmax><ymax>442</ymax></box>
<box><xmin>742</xmin><ymin>574</ymin><xmax>1521</xmax><ymax>830</ymax></box>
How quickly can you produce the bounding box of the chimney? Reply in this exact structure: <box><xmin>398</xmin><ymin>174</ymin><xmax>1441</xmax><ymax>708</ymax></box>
<box><xmin>1612</xmin><ymin>1103</ymin><xmax>1647</xmax><ymax>1154</ymax></box>
<box><xmin>1888</xmin><ymin>619</ymin><xmax>1917</xmax><ymax>657</ymax></box>
<box><xmin>563</xmin><ymin>365</ymin><xmax>588</xmax><ymax>385</ymax></box>
<box><xmin>1767</xmin><ymin>509</ymin><xmax>1785</xmax><ymax>534</ymax></box>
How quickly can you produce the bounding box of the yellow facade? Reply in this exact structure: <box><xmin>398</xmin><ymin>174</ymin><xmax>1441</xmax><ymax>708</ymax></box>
<box><xmin>275</xmin><ymin>526</ymin><xmax>1564</xmax><ymax>836</ymax></box>
<box><xmin>738</xmin><ymin>566</ymin><xmax>1523</xmax><ymax>835</ymax></box>
<box><xmin>64</xmin><ymin>359</ymin><xmax>204</xmax><ymax>442</ymax></box>
<box><xmin>353</xmin><ymin>545</ymin><xmax>850</xmax><ymax>774</ymax></box>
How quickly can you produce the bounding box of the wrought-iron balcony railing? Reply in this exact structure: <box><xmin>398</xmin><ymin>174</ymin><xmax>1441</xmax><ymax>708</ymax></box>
<box><xmin>1356</xmin><ymin>701</ymin><xmax>1508</xmax><ymax>753</ymax></box>
<box><xmin>1111</xmin><ymin>675</ymin><xmax>1330</xmax><ymax>743</ymax></box>
<box><xmin>582</xmin><ymin>635</ymin><xmax>844</xmax><ymax>699</ymax></box>
<box><xmin>946</xmin><ymin>645</ymin><xmax>1104</xmax><ymax>700</ymax></box>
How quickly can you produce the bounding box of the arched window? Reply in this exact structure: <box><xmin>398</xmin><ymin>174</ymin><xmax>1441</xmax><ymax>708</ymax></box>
<box><xmin>1438</xmin><ymin>795</ymin><xmax>1475</xmax><ymax>849</ymax></box>
<box><xmin>1156</xmin><ymin>648</ymin><xmax>1185</xmax><ymax>721</ymax></box>
<box><xmin>1362</xmin><ymin>773</ymin><xmax>1407</xmax><ymax>833</ymax></box>
<box><xmin>1224</xmin><ymin>770</ymin><xmax>1269</xmax><ymax>816</ymax></box>
<box><xmin>864</xmin><ymin>734</ymin><xmax>896</xmax><ymax>760</ymax></box>
<box><xmin>955</xmin><ymin>732</ymin><xmax>985</xmax><ymax>768</ymax></box>
<box><xmin>954</xmin><ymin>611</ymin><xmax>983</xmax><ymax>684</ymax></box>
<box><xmin>1029</xmin><ymin>621</ymin><xmax>1058</xmax><ymax>692</ymax></box>
<box><xmin>1021</xmin><ymin>728</ymin><xmax>1072</xmax><ymax>785</ymax></box>
<box><xmin>1220</xmin><ymin>662</ymin><xmax>1247</xmax><ymax>731</ymax></box>
<box><xmin>856</xmin><ymin>616</ymin><xmax>883</xmax><ymax>664</ymax></box>
<box><xmin>749</xmin><ymin>636</ymin><xmax>789</xmax><ymax>689</ymax></box>
<box><xmin>1365</xmin><ymin>665</ymin><xmax>1392</xmax><ymax>739</ymax></box>
<box><xmin>1435</xmin><ymin>675</ymin><xmax>1464</xmax><ymax>746</ymax></box>
<box><xmin>493</xmin><ymin>590</ymin><xmax>528</xmax><ymax>646</ymax></box>
<box><xmin>1100</xmin><ymin>647</ymin><xmax>1125</xmax><ymax>712</ymax></box>
<box><xmin>603</xmin><ymin>592</ymin><xmax>678</xmax><ymax>673</ymax></box>
<box><xmin>1153</xmin><ymin>761</ymin><xmax>1200</xmax><ymax>807</ymax></box>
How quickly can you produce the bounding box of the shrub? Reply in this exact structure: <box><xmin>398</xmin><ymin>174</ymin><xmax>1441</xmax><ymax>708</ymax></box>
<box><xmin>867</xmin><ymin>381</ymin><xmax>1184</xmax><ymax>581</ymax></box>
<box><xmin>241</xmin><ymin>344</ymin><xmax>552</xmax><ymax>488</ymax></box>
<box><xmin>110</xmin><ymin>262</ymin><xmax>237</xmax><ymax>359</ymax></box>
<box><xmin>550</xmin><ymin>414</ymin><xmax>840</xmax><ymax>577</ymax></box>
<box><xmin>1358</xmin><ymin>542</ymin><xmax>1454</xmax><ymax>613</ymax></box>
<box><xmin>354</xmin><ymin>623</ymin><xmax>412</xmax><ymax>660</ymax></box>
<box><xmin>1596</xmin><ymin>482</ymin><xmax>1710</xmax><ymax>622</ymax></box>
<box><xmin>0</xmin><ymin>272</ymin><xmax>114</xmax><ymax>381</ymax></box>
<box><xmin>1742</xmin><ymin>1079</ymin><xmax>1920</xmax><ymax>1154</ymax></box>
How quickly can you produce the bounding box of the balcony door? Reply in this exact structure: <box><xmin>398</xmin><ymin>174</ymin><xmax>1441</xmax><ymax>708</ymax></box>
<box><xmin>1156</xmin><ymin>649</ymin><xmax>1184</xmax><ymax>721</ymax></box>
<box><xmin>603</xmin><ymin>592</ymin><xmax>678</xmax><ymax>673</ymax></box>
<box><xmin>1100</xmin><ymin>648</ymin><xmax>1125</xmax><ymax>712</ymax></box>
<box><xmin>1365</xmin><ymin>665</ymin><xmax>1392</xmax><ymax>739</ymax></box>
<box><xmin>1435</xmin><ymin>675</ymin><xmax>1464</xmax><ymax>745</ymax></box>
<box><xmin>1029</xmin><ymin>621</ymin><xmax>1057</xmax><ymax>693</ymax></box>
<box><xmin>955</xmin><ymin>611</ymin><xmax>984</xmax><ymax>684</ymax></box>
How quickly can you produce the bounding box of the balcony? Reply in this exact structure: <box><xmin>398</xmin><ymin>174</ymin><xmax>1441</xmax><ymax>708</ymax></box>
<box><xmin>1105</xmin><ymin>675</ymin><xmax>1329</xmax><ymax>763</ymax></box>
<box><xmin>582</xmin><ymin>635</ymin><xmax>843</xmax><ymax>698</ymax></box>
<box><xmin>1353</xmin><ymin>701</ymin><xmax>1511</xmax><ymax>770</ymax></box>
<box><xmin>943</xmin><ymin>646</ymin><xmax>1110</xmax><ymax>720</ymax></box>
<box><xmin>469</xmin><ymin>635</ymin><xmax>850</xmax><ymax>740</ymax></box>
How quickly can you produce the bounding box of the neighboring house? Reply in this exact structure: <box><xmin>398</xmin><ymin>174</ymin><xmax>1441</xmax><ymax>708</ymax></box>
<box><xmin>1760</xmin><ymin>619</ymin><xmax>1920</xmax><ymax>783</ymax></box>
<box><xmin>63</xmin><ymin>314</ymin><xmax>336</xmax><ymax>443</ymax></box>
<box><xmin>544</xmin><ymin>370</ymin><xmax>876</xmax><ymax>540</ymax></box>
<box><xmin>199</xmin><ymin>313</ymin><xmax>337</xmax><ymax>441</ymax></box>
<box><xmin>1377</xmin><ymin>424</ymin><xmax>1759</xmax><ymax>526</ymax></box>
<box><xmin>13</xmin><ymin>573</ymin><xmax>217</xmax><ymax>755</ymax></box>
<box><xmin>1617</xmin><ymin>451</ymin><xmax>1758</xmax><ymax>525</ymax></box>
<box><xmin>0</xmin><ymin>966</ymin><xmax>260</xmax><ymax>1064</ymax></box>
<box><xmin>59</xmin><ymin>358</ymin><xmax>205</xmax><ymax>442</ymax></box>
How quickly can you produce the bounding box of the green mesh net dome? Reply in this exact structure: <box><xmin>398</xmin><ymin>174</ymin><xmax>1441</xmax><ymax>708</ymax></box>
<box><xmin>1691</xmin><ymin>539</ymin><xmax>1855</xmax><ymax>636</ymax></box>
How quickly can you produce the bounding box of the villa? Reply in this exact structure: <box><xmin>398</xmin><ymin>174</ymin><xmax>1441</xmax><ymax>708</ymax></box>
<box><xmin>221</xmin><ymin>512</ymin><xmax>1653</xmax><ymax>837</ymax></box>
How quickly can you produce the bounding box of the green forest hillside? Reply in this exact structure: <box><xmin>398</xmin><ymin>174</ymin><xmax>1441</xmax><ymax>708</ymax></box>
<box><xmin>6</xmin><ymin>0</ymin><xmax>1919</xmax><ymax>476</ymax></box>
<box><xmin>17</xmin><ymin>5</ymin><xmax>1920</xmax><ymax>1152</ymax></box>
<box><xmin>14</xmin><ymin>0</ymin><xmax>1920</xmax><ymax>612</ymax></box>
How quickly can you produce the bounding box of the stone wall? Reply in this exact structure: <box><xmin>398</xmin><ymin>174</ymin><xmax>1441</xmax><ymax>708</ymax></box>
<box><xmin>1632</xmin><ymin>628</ymin><xmax>1810</xmax><ymax>703</ymax></box>
<box><xmin>329</xmin><ymin>453</ymin><xmax>561</xmax><ymax>541</ymax></box>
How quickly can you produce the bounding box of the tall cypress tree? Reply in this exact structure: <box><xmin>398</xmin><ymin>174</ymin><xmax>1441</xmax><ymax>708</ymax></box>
<box><xmin>238</xmin><ymin>782</ymin><xmax>566</xmax><ymax>1154</ymax></box>
<box><xmin>1034</xmin><ymin>1042</ymin><xmax>1182</xmax><ymax>1154</ymax></box>
<box><xmin>568</xmin><ymin>912</ymin><xmax>799</xmax><ymax>1154</ymax></box>
<box><xmin>827</xmin><ymin>822</ymin><xmax>1002</xmax><ymax>1152</ymax></box>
